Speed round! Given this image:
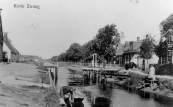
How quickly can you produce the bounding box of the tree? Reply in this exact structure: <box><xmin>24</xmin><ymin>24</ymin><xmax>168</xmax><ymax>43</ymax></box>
<box><xmin>55</xmin><ymin>24</ymin><xmax>123</xmax><ymax>63</ymax></box>
<box><xmin>139</xmin><ymin>34</ymin><xmax>155</xmax><ymax>60</ymax></box>
<box><xmin>93</xmin><ymin>24</ymin><xmax>122</xmax><ymax>61</ymax></box>
<box><xmin>154</xmin><ymin>40</ymin><xmax>168</xmax><ymax>64</ymax></box>
<box><xmin>51</xmin><ymin>56</ymin><xmax>58</xmax><ymax>62</ymax></box>
<box><xmin>160</xmin><ymin>13</ymin><xmax>173</xmax><ymax>37</ymax></box>
<box><xmin>65</xmin><ymin>43</ymin><xmax>82</xmax><ymax>62</ymax></box>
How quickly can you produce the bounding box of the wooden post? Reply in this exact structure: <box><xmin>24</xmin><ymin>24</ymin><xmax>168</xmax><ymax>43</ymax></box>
<box><xmin>89</xmin><ymin>70</ymin><xmax>92</xmax><ymax>85</ymax></box>
<box><xmin>48</xmin><ymin>68</ymin><xmax>57</xmax><ymax>90</ymax></box>
<box><xmin>83</xmin><ymin>70</ymin><xmax>84</xmax><ymax>85</ymax></box>
<box><xmin>97</xmin><ymin>70</ymin><xmax>99</xmax><ymax>84</ymax></box>
<box><xmin>55</xmin><ymin>67</ymin><xmax>58</xmax><ymax>90</ymax></box>
<box><xmin>48</xmin><ymin>68</ymin><xmax>53</xmax><ymax>88</ymax></box>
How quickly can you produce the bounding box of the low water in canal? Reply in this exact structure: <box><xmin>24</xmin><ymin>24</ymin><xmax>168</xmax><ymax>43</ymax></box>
<box><xmin>81</xmin><ymin>85</ymin><xmax>173</xmax><ymax>107</ymax></box>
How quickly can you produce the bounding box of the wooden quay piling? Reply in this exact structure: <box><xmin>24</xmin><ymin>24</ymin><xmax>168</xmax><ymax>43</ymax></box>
<box><xmin>79</xmin><ymin>67</ymin><xmax>129</xmax><ymax>85</ymax></box>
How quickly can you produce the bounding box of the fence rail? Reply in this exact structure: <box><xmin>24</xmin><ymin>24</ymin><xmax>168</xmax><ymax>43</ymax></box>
<box><xmin>57</xmin><ymin>62</ymin><xmax>120</xmax><ymax>68</ymax></box>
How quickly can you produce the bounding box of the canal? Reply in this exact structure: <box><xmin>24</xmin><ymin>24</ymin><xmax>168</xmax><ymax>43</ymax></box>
<box><xmin>81</xmin><ymin>85</ymin><xmax>173</xmax><ymax>107</ymax></box>
<box><xmin>68</xmin><ymin>69</ymin><xmax>173</xmax><ymax>107</ymax></box>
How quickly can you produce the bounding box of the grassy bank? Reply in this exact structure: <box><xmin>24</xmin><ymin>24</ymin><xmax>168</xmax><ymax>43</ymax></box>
<box><xmin>120</xmin><ymin>70</ymin><xmax>173</xmax><ymax>99</ymax></box>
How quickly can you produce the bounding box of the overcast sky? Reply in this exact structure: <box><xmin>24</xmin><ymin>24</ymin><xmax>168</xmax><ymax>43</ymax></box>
<box><xmin>0</xmin><ymin>0</ymin><xmax>173</xmax><ymax>59</ymax></box>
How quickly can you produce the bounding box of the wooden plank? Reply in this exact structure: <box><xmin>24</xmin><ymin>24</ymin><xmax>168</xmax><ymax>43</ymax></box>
<box><xmin>101</xmin><ymin>73</ymin><xmax>130</xmax><ymax>77</ymax></box>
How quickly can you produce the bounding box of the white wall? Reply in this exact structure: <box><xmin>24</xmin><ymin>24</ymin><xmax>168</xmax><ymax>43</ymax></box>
<box><xmin>3</xmin><ymin>42</ymin><xmax>11</xmax><ymax>62</ymax></box>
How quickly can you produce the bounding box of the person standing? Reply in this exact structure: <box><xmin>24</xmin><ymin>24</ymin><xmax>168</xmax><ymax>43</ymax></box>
<box><xmin>148</xmin><ymin>64</ymin><xmax>155</xmax><ymax>80</ymax></box>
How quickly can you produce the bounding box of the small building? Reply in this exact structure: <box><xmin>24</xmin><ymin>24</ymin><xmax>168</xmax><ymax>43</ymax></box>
<box><xmin>3</xmin><ymin>33</ymin><xmax>20</xmax><ymax>62</ymax></box>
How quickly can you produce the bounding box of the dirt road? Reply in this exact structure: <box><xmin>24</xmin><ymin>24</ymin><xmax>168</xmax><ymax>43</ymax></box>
<box><xmin>0</xmin><ymin>63</ymin><xmax>50</xmax><ymax>107</ymax></box>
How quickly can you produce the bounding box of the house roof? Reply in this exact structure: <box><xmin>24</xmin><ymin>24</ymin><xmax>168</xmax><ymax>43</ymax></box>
<box><xmin>132</xmin><ymin>41</ymin><xmax>142</xmax><ymax>50</ymax></box>
<box><xmin>116</xmin><ymin>44</ymin><xmax>124</xmax><ymax>56</ymax></box>
<box><xmin>3</xmin><ymin>35</ymin><xmax>19</xmax><ymax>54</ymax></box>
<box><xmin>124</xmin><ymin>41</ymin><xmax>142</xmax><ymax>53</ymax></box>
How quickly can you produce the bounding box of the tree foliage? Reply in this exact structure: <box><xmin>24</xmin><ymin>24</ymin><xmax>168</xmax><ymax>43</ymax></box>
<box><xmin>52</xmin><ymin>24</ymin><xmax>123</xmax><ymax>62</ymax></box>
<box><xmin>154</xmin><ymin>13</ymin><xmax>173</xmax><ymax>62</ymax></box>
<box><xmin>154</xmin><ymin>40</ymin><xmax>168</xmax><ymax>58</ymax></box>
<box><xmin>65</xmin><ymin>43</ymin><xmax>82</xmax><ymax>62</ymax></box>
<box><xmin>160</xmin><ymin>13</ymin><xmax>173</xmax><ymax>36</ymax></box>
<box><xmin>139</xmin><ymin>34</ymin><xmax>155</xmax><ymax>59</ymax></box>
<box><xmin>94</xmin><ymin>24</ymin><xmax>121</xmax><ymax>61</ymax></box>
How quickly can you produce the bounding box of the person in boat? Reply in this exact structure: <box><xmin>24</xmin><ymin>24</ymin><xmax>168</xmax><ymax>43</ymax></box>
<box><xmin>60</xmin><ymin>86</ymin><xmax>75</xmax><ymax>107</ymax></box>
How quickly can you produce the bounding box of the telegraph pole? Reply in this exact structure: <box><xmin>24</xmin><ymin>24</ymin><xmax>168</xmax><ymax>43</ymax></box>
<box><xmin>0</xmin><ymin>9</ymin><xmax>3</xmax><ymax>62</ymax></box>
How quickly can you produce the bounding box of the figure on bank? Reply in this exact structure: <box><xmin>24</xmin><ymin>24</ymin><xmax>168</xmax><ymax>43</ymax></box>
<box><xmin>101</xmin><ymin>75</ymin><xmax>107</xmax><ymax>90</ymax></box>
<box><xmin>148</xmin><ymin>64</ymin><xmax>156</xmax><ymax>80</ymax></box>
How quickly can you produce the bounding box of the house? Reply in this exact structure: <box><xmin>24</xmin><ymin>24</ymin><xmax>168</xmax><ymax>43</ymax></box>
<box><xmin>123</xmin><ymin>37</ymin><xmax>159</xmax><ymax>70</ymax></box>
<box><xmin>122</xmin><ymin>37</ymin><xmax>142</xmax><ymax>66</ymax></box>
<box><xmin>159</xmin><ymin>13</ymin><xmax>173</xmax><ymax>64</ymax></box>
<box><xmin>3</xmin><ymin>33</ymin><xmax>20</xmax><ymax>63</ymax></box>
<box><xmin>115</xmin><ymin>44</ymin><xmax>124</xmax><ymax>66</ymax></box>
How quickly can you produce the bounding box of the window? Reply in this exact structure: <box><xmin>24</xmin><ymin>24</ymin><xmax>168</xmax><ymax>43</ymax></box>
<box><xmin>130</xmin><ymin>42</ymin><xmax>133</xmax><ymax>49</ymax></box>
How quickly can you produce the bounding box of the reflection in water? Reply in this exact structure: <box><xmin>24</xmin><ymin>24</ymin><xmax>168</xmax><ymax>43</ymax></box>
<box><xmin>74</xmin><ymin>102</ymin><xmax>84</xmax><ymax>107</ymax></box>
<box><xmin>92</xmin><ymin>97</ymin><xmax>111</xmax><ymax>107</ymax></box>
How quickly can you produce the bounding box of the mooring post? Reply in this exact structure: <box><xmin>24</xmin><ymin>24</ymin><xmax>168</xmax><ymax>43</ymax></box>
<box><xmin>55</xmin><ymin>67</ymin><xmax>58</xmax><ymax>90</ymax></box>
<box><xmin>96</xmin><ymin>70</ymin><xmax>98</xmax><ymax>85</ymax></box>
<box><xmin>89</xmin><ymin>70</ymin><xmax>92</xmax><ymax>85</ymax></box>
<box><xmin>82</xmin><ymin>70</ymin><xmax>84</xmax><ymax>86</ymax></box>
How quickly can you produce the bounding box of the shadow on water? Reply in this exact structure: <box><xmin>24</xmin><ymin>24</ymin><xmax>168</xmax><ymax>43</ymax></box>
<box><xmin>74</xmin><ymin>101</ymin><xmax>84</xmax><ymax>107</ymax></box>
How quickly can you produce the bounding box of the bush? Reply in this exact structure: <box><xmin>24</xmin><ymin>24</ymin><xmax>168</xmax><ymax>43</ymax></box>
<box><xmin>155</xmin><ymin>64</ymin><xmax>173</xmax><ymax>75</ymax></box>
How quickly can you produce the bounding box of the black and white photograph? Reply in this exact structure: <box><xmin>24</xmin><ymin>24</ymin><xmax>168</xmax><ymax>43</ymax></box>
<box><xmin>0</xmin><ymin>0</ymin><xmax>173</xmax><ymax>107</ymax></box>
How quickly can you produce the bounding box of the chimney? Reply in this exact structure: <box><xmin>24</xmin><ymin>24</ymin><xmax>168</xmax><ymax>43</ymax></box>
<box><xmin>137</xmin><ymin>37</ymin><xmax>140</xmax><ymax>41</ymax></box>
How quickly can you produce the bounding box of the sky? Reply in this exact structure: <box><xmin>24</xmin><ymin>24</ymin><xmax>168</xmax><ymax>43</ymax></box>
<box><xmin>0</xmin><ymin>0</ymin><xmax>173</xmax><ymax>59</ymax></box>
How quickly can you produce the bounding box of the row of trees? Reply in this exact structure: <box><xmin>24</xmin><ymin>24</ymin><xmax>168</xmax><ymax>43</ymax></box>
<box><xmin>51</xmin><ymin>24</ymin><xmax>123</xmax><ymax>62</ymax></box>
<box><xmin>52</xmin><ymin>13</ymin><xmax>173</xmax><ymax>64</ymax></box>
